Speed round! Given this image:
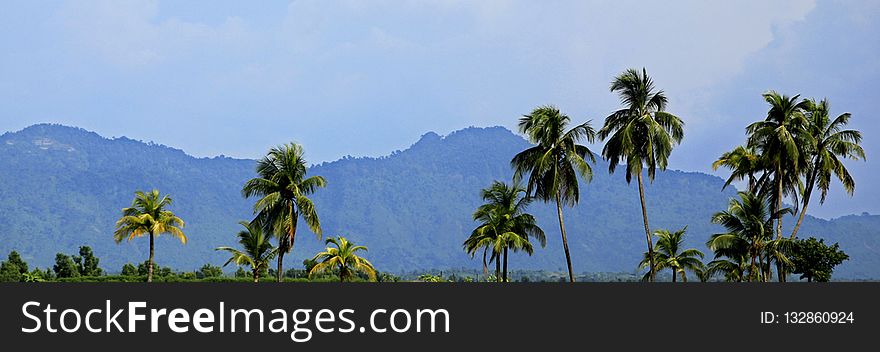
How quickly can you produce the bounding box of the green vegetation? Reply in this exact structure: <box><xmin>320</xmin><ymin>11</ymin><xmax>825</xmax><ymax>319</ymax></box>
<box><xmin>0</xmin><ymin>251</ymin><xmax>29</xmax><ymax>282</ymax></box>
<box><xmin>113</xmin><ymin>190</ymin><xmax>187</xmax><ymax>282</ymax></box>
<box><xmin>215</xmin><ymin>221</ymin><xmax>278</xmax><ymax>282</ymax></box>
<box><xmin>707</xmin><ymin>191</ymin><xmax>790</xmax><ymax>282</ymax></box>
<box><xmin>197</xmin><ymin>264</ymin><xmax>224</xmax><ymax>279</ymax></box>
<box><xmin>745</xmin><ymin>92</ymin><xmax>809</xmax><ymax>281</ymax></box>
<box><xmin>309</xmin><ymin>236</ymin><xmax>376</xmax><ymax>282</ymax></box>
<box><xmin>463</xmin><ymin>181</ymin><xmax>545</xmax><ymax>282</ymax></box>
<box><xmin>242</xmin><ymin>143</ymin><xmax>326</xmax><ymax>282</ymax></box>
<box><xmin>790</xmin><ymin>237</ymin><xmax>849</xmax><ymax>282</ymax></box>
<box><xmin>511</xmin><ymin>106</ymin><xmax>595</xmax><ymax>282</ymax></box>
<box><xmin>598</xmin><ymin>68</ymin><xmax>685</xmax><ymax>282</ymax></box>
<box><xmin>790</xmin><ymin>99</ymin><xmax>865</xmax><ymax>238</ymax></box>
<box><xmin>639</xmin><ymin>227</ymin><xmax>704</xmax><ymax>282</ymax></box>
<box><xmin>716</xmin><ymin>93</ymin><xmax>865</xmax><ymax>281</ymax></box>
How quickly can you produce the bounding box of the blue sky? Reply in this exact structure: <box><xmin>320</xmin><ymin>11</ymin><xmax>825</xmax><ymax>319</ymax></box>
<box><xmin>1</xmin><ymin>0</ymin><xmax>878</xmax><ymax>218</ymax></box>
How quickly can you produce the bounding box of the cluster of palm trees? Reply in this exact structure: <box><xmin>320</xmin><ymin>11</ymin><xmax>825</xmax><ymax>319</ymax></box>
<box><xmin>465</xmin><ymin>68</ymin><xmax>685</xmax><ymax>282</ymax></box>
<box><xmin>463</xmin><ymin>70</ymin><xmax>863</xmax><ymax>283</ymax></box>
<box><xmin>228</xmin><ymin>143</ymin><xmax>376</xmax><ymax>282</ymax></box>
<box><xmin>463</xmin><ymin>181</ymin><xmax>545</xmax><ymax>282</ymax></box>
<box><xmin>110</xmin><ymin>69</ymin><xmax>863</xmax><ymax>284</ymax></box>
<box><xmin>114</xmin><ymin>143</ymin><xmax>376</xmax><ymax>283</ymax></box>
<box><xmin>709</xmin><ymin>93</ymin><xmax>865</xmax><ymax>282</ymax></box>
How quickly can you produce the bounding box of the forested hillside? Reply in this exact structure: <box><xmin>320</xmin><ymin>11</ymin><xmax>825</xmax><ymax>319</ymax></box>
<box><xmin>0</xmin><ymin>124</ymin><xmax>876</xmax><ymax>278</ymax></box>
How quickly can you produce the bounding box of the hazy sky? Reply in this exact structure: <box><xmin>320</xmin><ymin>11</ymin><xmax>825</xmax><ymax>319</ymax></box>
<box><xmin>1</xmin><ymin>0</ymin><xmax>878</xmax><ymax>218</ymax></box>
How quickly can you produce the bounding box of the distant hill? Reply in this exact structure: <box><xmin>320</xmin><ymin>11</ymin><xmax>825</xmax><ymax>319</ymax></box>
<box><xmin>0</xmin><ymin>124</ymin><xmax>877</xmax><ymax>278</ymax></box>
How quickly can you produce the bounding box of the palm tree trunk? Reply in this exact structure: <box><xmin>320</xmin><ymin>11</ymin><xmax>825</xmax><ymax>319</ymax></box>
<box><xmin>502</xmin><ymin>246</ymin><xmax>508</xmax><ymax>283</ymax></box>
<box><xmin>278</xmin><ymin>204</ymin><xmax>300</xmax><ymax>283</ymax></box>
<box><xmin>276</xmin><ymin>246</ymin><xmax>284</xmax><ymax>283</ymax></box>
<box><xmin>555</xmin><ymin>191</ymin><xmax>575</xmax><ymax>283</ymax></box>
<box><xmin>775</xmin><ymin>167</ymin><xmax>783</xmax><ymax>239</ymax></box>
<box><xmin>774</xmin><ymin>167</ymin><xmax>786</xmax><ymax>283</ymax></box>
<box><xmin>748</xmin><ymin>173</ymin><xmax>756</xmax><ymax>194</ymax></box>
<box><xmin>637</xmin><ymin>171</ymin><xmax>655</xmax><ymax>282</ymax></box>
<box><xmin>253</xmin><ymin>269</ymin><xmax>259</xmax><ymax>283</ymax></box>
<box><xmin>671</xmin><ymin>269</ymin><xmax>676</xmax><ymax>283</ymax></box>
<box><xmin>758</xmin><ymin>252</ymin><xmax>765</xmax><ymax>282</ymax></box>
<box><xmin>495</xmin><ymin>256</ymin><xmax>501</xmax><ymax>282</ymax></box>
<box><xmin>147</xmin><ymin>232</ymin><xmax>155</xmax><ymax>283</ymax></box>
<box><xmin>680</xmin><ymin>271</ymin><xmax>687</xmax><ymax>283</ymax></box>
<box><xmin>750</xmin><ymin>251</ymin><xmax>758</xmax><ymax>282</ymax></box>
<box><xmin>481</xmin><ymin>248</ymin><xmax>489</xmax><ymax>277</ymax></box>
<box><xmin>791</xmin><ymin>170</ymin><xmax>816</xmax><ymax>239</ymax></box>
<box><xmin>777</xmin><ymin>261</ymin><xmax>786</xmax><ymax>282</ymax></box>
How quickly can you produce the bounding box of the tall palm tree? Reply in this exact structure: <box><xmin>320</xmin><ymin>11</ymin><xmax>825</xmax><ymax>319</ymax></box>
<box><xmin>463</xmin><ymin>181</ymin><xmax>545</xmax><ymax>282</ymax></box>
<box><xmin>746</xmin><ymin>92</ymin><xmax>811</xmax><ymax>282</ymax></box>
<box><xmin>708</xmin><ymin>191</ymin><xmax>791</xmax><ymax>282</ymax></box>
<box><xmin>598</xmin><ymin>68</ymin><xmax>684</xmax><ymax>282</ymax></box>
<box><xmin>113</xmin><ymin>190</ymin><xmax>186</xmax><ymax>282</ymax></box>
<box><xmin>242</xmin><ymin>143</ymin><xmax>326</xmax><ymax>282</ymax></box>
<box><xmin>746</xmin><ymin>92</ymin><xmax>811</xmax><ymax>240</ymax></box>
<box><xmin>790</xmin><ymin>99</ymin><xmax>865</xmax><ymax>238</ymax></box>
<box><xmin>216</xmin><ymin>221</ymin><xmax>278</xmax><ymax>283</ymax></box>
<box><xmin>712</xmin><ymin>145</ymin><xmax>764</xmax><ymax>193</ymax></box>
<box><xmin>511</xmin><ymin>106</ymin><xmax>595</xmax><ymax>283</ymax></box>
<box><xmin>309</xmin><ymin>236</ymin><xmax>376</xmax><ymax>282</ymax></box>
<box><xmin>639</xmin><ymin>227</ymin><xmax>704</xmax><ymax>282</ymax></box>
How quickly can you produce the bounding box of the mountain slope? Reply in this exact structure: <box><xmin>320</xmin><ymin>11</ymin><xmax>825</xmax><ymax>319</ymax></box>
<box><xmin>0</xmin><ymin>124</ymin><xmax>877</xmax><ymax>278</ymax></box>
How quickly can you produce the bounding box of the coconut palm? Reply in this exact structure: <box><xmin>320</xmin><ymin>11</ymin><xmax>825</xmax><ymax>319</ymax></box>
<box><xmin>790</xmin><ymin>99</ymin><xmax>865</xmax><ymax>238</ymax></box>
<box><xmin>598</xmin><ymin>68</ymin><xmax>684</xmax><ymax>282</ymax></box>
<box><xmin>511</xmin><ymin>106</ymin><xmax>595</xmax><ymax>283</ymax></box>
<box><xmin>705</xmin><ymin>258</ymin><xmax>748</xmax><ymax>282</ymax></box>
<box><xmin>242</xmin><ymin>143</ymin><xmax>326</xmax><ymax>282</ymax></box>
<box><xmin>216</xmin><ymin>221</ymin><xmax>278</xmax><ymax>283</ymax></box>
<box><xmin>639</xmin><ymin>227</ymin><xmax>704</xmax><ymax>282</ymax></box>
<box><xmin>309</xmin><ymin>236</ymin><xmax>376</xmax><ymax>282</ymax></box>
<box><xmin>746</xmin><ymin>92</ymin><xmax>811</xmax><ymax>240</ymax></box>
<box><xmin>712</xmin><ymin>145</ymin><xmax>764</xmax><ymax>193</ymax></box>
<box><xmin>113</xmin><ymin>190</ymin><xmax>186</xmax><ymax>282</ymax></box>
<box><xmin>708</xmin><ymin>191</ymin><xmax>791</xmax><ymax>282</ymax></box>
<box><xmin>746</xmin><ymin>91</ymin><xmax>811</xmax><ymax>282</ymax></box>
<box><xmin>463</xmin><ymin>181</ymin><xmax>545</xmax><ymax>282</ymax></box>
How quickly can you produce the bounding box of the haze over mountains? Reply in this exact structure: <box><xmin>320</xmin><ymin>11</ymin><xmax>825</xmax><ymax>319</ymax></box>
<box><xmin>0</xmin><ymin>124</ymin><xmax>877</xmax><ymax>278</ymax></box>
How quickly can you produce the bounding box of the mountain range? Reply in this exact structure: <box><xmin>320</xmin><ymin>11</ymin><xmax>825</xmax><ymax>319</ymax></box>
<box><xmin>0</xmin><ymin>124</ymin><xmax>877</xmax><ymax>278</ymax></box>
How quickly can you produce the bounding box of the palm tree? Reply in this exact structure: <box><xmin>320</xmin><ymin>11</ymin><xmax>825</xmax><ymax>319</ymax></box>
<box><xmin>746</xmin><ymin>92</ymin><xmax>811</xmax><ymax>240</ymax></box>
<box><xmin>712</xmin><ymin>145</ymin><xmax>764</xmax><ymax>193</ymax></box>
<box><xmin>746</xmin><ymin>91</ymin><xmax>811</xmax><ymax>282</ymax></box>
<box><xmin>309</xmin><ymin>236</ymin><xmax>376</xmax><ymax>282</ymax></box>
<box><xmin>704</xmin><ymin>258</ymin><xmax>747</xmax><ymax>282</ymax></box>
<box><xmin>463</xmin><ymin>181</ymin><xmax>546</xmax><ymax>282</ymax></box>
<box><xmin>790</xmin><ymin>99</ymin><xmax>865</xmax><ymax>238</ymax></box>
<box><xmin>639</xmin><ymin>227</ymin><xmax>704</xmax><ymax>282</ymax></box>
<box><xmin>708</xmin><ymin>191</ymin><xmax>791</xmax><ymax>282</ymax></box>
<box><xmin>113</xmin><ymin>190</ymin><xmax>186</xmax><ymax>282</ymax></box>
<box><xmin>242</xmin><ymin>143</ymin><xmax>326</xmax><ymax>282</ymax></box>
<box><xmin>598</xmin><ymin>68</ymin><xmax>684</xmax><ymax>282</ymax></box>
<box><xmin>511</xmin><ymin>106</ymin><xmax>595</xmax><ymax>283</ymax></box>
<box><xmin>216</xmin><ymin>221</ymin><xmax>278</xmax><ymax>283</ymax></box>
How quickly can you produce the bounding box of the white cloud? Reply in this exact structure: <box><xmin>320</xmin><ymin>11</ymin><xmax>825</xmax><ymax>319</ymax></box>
<box><xmin>56</xmin><ymin>0</ymin><xmax>253</xmax><ymax>67</ymax></box>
